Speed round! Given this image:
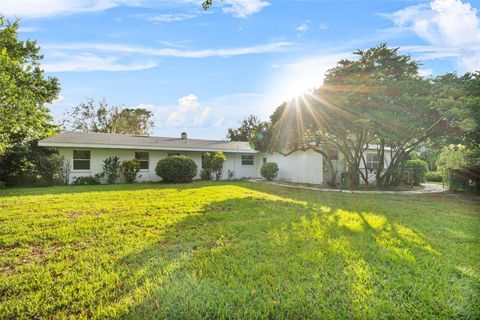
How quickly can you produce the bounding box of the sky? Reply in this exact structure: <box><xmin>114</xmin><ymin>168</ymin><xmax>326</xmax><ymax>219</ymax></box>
<box><xmin>2</xmin><ymin>0</ymin><xmax>480</xmax><ymax>140</ymax></box>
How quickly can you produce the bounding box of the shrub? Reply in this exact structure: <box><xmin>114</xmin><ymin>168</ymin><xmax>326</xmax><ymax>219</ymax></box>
<box><xmin>122</xmin><ymin>159</ymin><xmax>141</xmax><ymax>183</ymax></box>
<box><xmin>425</xmin><ymin>171</ymin><xmax>443</xmax><ymax>182</ymax></box>
<box><xmin>212</xmin><ymin>152</ymin><xmax>226</xmax><ymax>181</ymax></box>
<box><xmin>38</xmin><ymin>154</ymin><xmax>71</xmax><ymax>185</ymax></box>
<box><xmin>100</xmin><ymin>156</ymin><xmax>122</xmax><ymax>184</ymax></box>
<box><xmin>404</xmin><ymin>159</ymin><xmax>428</xmax><ymax>186</ymax></box>
<box><xmin>72</xmin><ymin>175</ymin><xmax>100</xmax><ymax>185</ymax></box>
<box><xmin>261</xmin><ymin>162</ymin><xmax>279</xmax><ymax>181</ymax></box>
<box><xmin>200</xmin><ymin>169</ymin><xmax>211</xmax><ymax>181</ymax></box>
<box><xmin>155</xmin><ymin>156</ymin><xmax>197</xmax><ymax>183</ymax></box>
<box><xmin>449</xmin><ymin>167</ymin><xmax>480</xmax><ymax>193</ymax></box>
<box><xmin>201</xmin><ymin>152</ymin><xmax>226</xmax><ymax>181</ymax></box>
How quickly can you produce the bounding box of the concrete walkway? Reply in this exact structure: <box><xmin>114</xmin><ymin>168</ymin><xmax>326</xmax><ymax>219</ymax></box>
<box><xmin>250</xmin><ymin>180</ymin><xmax>447</xmax><ymax>195</ymax></box>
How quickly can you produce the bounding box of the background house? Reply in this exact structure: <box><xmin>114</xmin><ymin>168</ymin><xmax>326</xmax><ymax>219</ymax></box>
<box><xmin>39</xmin><ymin>131</ymin><xmax>390</xmax><ymax>185</ymax></box>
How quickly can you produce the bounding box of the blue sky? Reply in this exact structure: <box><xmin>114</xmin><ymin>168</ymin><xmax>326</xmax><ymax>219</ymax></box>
<box><xmin>2</xmin><ymin>0</ymin><xmax>480</xmax><ymax>139</ymax></box>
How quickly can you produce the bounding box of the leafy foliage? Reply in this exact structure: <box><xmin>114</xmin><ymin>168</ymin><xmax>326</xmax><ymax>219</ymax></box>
<box><xmin>200</xmin><ymin>169</ymin><xmax>212</xmax><ymax>181</ymax></box>
<box><xmin>72</xmin><ymin>175</ymin><xmax>101</xmax><ymax>185</ymax></box>
<box><xmin>436</xmin><ymin>145</ymin><xmax>469</xmax><ymax>170</ymax></box>
<box><xmin>100</xmin><ymin>156</ymin><xmax>122</xmax><ymax>184</ymax></box>
<box><xmin>63</xmin><ymin>99</ymin><xmax>154</xmax><ymax>135</ymax></box>
<box><xmin>0</xmin><ymin>17</ymin><xmax>60</xmax><ymax>155</ymax></box>
<box><xmin>425</xmin><ymin>172</ymin><xmax>442</xmax><ymax>182</ymax></box>
<box><xmin>227</xmin><ymin>115</ymin><xmax>267</xmax><ymax>144</ymax></box>
<box><xmin>155</xmin><ymin>156</ymin><xmax>198</xmax><ymax>183</ymax></box>
<box><xmin>260</xmin><ymin>162</ymin><xmax>279</xmax><ymax>181</ymax></box>
<box><xmin>448</xmin><ymin>168</ymin><xmax>480</xmax><ymax>194</ymax></box>
<box><xmin>0</xmin><ymin>142</ymin><xmax>57</xmax><ymax>187</ymax></box>
<box><xmin>38</xmin><ymin>154</ymin><xmax>71</xmax><ymax>185</ymax></box>
<box><xmin>201</xmin><ymin>152</ymin><xmax>226</xmax><ymax>180</ymax></box>
<box><xmin>122</xmin><ymin>159</ymin><xmax>141</xmax><ymax>183</ymax></box>
<box><xmin>404</xmin><ymin>160</ymin><xmax>428</xmax><ymax>186</ymax></box>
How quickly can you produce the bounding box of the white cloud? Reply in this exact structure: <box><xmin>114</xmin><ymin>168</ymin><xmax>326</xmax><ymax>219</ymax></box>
<box><xmin>0</xmin><ymin>0</ymin><xmax>145</xmax><ymax>19</ymax></box>
<box><xmin>133</xmin><ymin>12</ymin><xmax>200</xmax><ymax>23</ymax></box>
<box><xmin>296</xmin><ymin>20</ymin><xmax>310</xmax><ymax>33</ymax></box>
<box><xmin>418</xmin><ymin>68</ymin><xmax>433</xmax><ymax>77</ymax></box>
<box><xmin>222</xmin><ymin>0</ymin><xmax>270</xmax><ymax>18</ymax></box>
<box><xmin>166</xmin><ymin>94</ymin><xmax>200</xmax><ymax>126</ymax></box>
<box><xmin>318</xmin><ymin>22</ymin><xmax>328</xmax><ymax>30</ymax></box>
<box><xmin>44</xmin><ymin>41</ymin><xmax>290</xmax><ymax>58</ymax></box>
<box><xmin>18</xmin><ymin>26</ymin><xmax>41</xmax><ymax>33</ymax></box>
<box><xmin>42</xmin><ymin>54</ymin><xmax>158</xmax><ymax>72</ymax></box>
<box><xmin>161</xmin><ymin>92</ymin><xmax>279</xmax><ymax>132</ymax></box>
<box><xmin>41</xmin><ymin>41</ymin><xmax>290</xmax><ymax>73</ymax></box>
<box><xmin>1</xmin><ymin>0</ymin><xmax>271</xmax><ymax>20</ymax></box>
<box><xmin>194</xmin><ymin>107</ymin><xmax>214</xmax><ymax>124</ymax></box>
<box><xmin>383</xmin><ymin>0</ymin><xmax>480</xmax><ymax>71</ymax></box>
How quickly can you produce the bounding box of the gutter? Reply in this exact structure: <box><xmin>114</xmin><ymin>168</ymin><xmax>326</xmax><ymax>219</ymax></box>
<box><xmin>38</xmin><ymin>141</ymin><xmax>258</xmax><ymax>154</ymax></box>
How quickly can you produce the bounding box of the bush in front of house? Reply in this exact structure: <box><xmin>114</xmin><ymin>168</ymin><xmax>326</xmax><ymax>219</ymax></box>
<box><xmin>38</xmin><ymin>154</ymin><xmax>71</xmax><ymax>185</ymax></box>
<box><xmin>261</xmin><ymin>162</ymin><xmax>279</xmax><ymax>181</ymax></box>
<box><xmin>72</xmin><ymin>175</ymin><xmax>101</xmax><ymax>185</ymax></box>
<box><xmin>200</xmin><ymin>169</ymin><xmax>211</xmax><ymax>181</ymax></box>
<box><xmin>405</xmin><ymin>159</ymin><xmax>428</xmax><ymax>186</ymax></box>
<box><xmin>155</xmin><ymin>156</ymin><xmax>198</xmax><ymax>183</ymax></box>
<box><xmin>201</xmin><ymin>152</ymin><xmax>227</xmax><ymax>181</ymax></box>
<box><xmin>100</xmin><ymin>156</ymin><xmax>122</xmax><ymax>184</ymax></box>
<box><xmin>122</xmin><ymin>159</ymin><xmax>141</xmax><ymax>183</ymax></box>
<box><xmin>425</xmin><ymin>171</ymin><xmax>443</xmax><ymax>182</ymax></box>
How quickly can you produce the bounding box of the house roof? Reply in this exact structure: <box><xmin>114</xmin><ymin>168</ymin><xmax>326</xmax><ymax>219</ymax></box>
<box><xmin>38</xmin><ymin>131</ymin><xmax>257</xmax><ymax>154</ymax></box>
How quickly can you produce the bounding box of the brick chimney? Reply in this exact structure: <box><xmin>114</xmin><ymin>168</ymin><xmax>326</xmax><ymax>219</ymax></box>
<box><xmin>181</xmin><ymin>132</ymin><xmax>187</xmax><ymax>140</ymax></box>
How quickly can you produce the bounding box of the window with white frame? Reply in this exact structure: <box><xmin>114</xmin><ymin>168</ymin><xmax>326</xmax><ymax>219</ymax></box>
<box><xmin>73</xmin><ymin>150</ymin><xmax>90</xmax><ymax>170</ymax></box>
<box><xmin>135</xmin><ymin>152</ymin><xmax>149</xmax><ymax>170</ymax></box>
<box><xmin>241</xmin><ymin>154</ymin><xmax>254</xmax><ymax>165</ymax></box>
<box><xmin>366</xmin><ymin>153</ymin><xmax>379</xmax><ymax>170</ymax></box>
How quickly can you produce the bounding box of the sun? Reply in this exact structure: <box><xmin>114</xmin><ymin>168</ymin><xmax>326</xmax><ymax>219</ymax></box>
<box><xmin>267</xmin><ymin>67</ymin><xmax>321</xmax><ymax>101</ymax></box>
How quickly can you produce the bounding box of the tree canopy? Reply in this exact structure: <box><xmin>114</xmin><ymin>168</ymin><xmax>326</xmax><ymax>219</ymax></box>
<box><xmin>0</xmin><ymin>16</ymin><xmax>60</xmax><ymax>155</ymax></box>
<box><xmin>253</xmin><ymin>44</ymin><xmax>463</xmax><ymax>188</ymax></box>
<box><xmin>63</xmin><ymin>99</ymin><xmax>154</xmax><ymax>135</ymax></box>
<box><xmin>227</xmin><ymin>115</ymin><xmax>266</xmax><ymax>142</ymax></box>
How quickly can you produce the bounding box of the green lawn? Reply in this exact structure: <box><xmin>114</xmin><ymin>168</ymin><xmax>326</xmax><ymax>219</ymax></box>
<box><xmin>0</xmin><ymin>181</ymin><xmax>479</xmax><ymax>319</ymax></box>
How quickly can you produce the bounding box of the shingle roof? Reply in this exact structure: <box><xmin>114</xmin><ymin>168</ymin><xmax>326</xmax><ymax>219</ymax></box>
<box><xmin>38</xmin><ymin>131</ymin><xmax>257</xmax><ymax>153</ymax></box>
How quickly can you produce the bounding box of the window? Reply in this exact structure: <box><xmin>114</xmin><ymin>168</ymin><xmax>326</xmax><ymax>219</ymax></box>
<box><xmin>326</xmin><ymin>148</ymin><xmax>339</xmax><ymax>160</ymax></box>
<box><xmin>167</xmin><ymin>152</ymin><xmax>181</xmax><ymax>157</ymax></box>
<box><xmin>366</xmin><ymin>153</ymin><xmax>379</xmax><ymax>170</ymax></box>
<box><xmin>135</xmin><ymin>152</ymin><xmax>149</xmax><ymax>170</ymax></box>
<box><xmin>73</xmin><ymin>150</ymin><xmax>90</xmax><ymax>170</ymax></box>
<box><xmin>242</xmin><ymin>154</ymin><xmax>254</xmax><ymax>165</ymax></box>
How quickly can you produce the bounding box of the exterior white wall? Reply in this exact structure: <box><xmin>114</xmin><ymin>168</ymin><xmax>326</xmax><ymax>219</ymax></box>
<box><xmin>261</xmin><ymin>150</ymin><xmax>324</xmax><ymax>185</ymax></box>
<box><xmin>58</xmin><ymin>147</ymin><xmax>261</xmax><ymax>184</ymax></box>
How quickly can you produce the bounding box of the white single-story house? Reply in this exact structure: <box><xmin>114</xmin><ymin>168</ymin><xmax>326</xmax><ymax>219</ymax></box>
<box><xmin>38</xmin><ymin>131</ymin><xmax>390</xmax><ymax>185</ymax></box>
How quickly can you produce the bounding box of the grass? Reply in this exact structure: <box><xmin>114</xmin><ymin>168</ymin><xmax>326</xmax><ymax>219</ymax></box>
<box><xmin>0</xmin><ymin>181</ymin><xmax>479</xmax><ymax>319</ymax></box>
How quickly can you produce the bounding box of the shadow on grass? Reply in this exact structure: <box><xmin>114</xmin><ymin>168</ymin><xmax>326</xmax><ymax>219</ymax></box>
<box><xmin>109</xmin><ymin>194</ymin><xmax>458</xmax><ymax>319</ymax></box>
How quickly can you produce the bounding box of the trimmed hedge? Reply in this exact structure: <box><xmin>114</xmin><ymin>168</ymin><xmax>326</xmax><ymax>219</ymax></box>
<box><xmin>425</xmin><ymin>171</ymin><xmax>443</xmax><ymax>182</ymax></box>
<box><xmin>261</xmin><ymin>162</ymin><xmax>279</xmax><ymax>181</ymax></box>
<box><xmin>155</xmin><ymin>156</ymin><xmax>197</xmax><ymax>183</ymax></box>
